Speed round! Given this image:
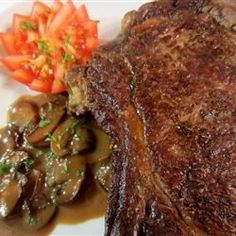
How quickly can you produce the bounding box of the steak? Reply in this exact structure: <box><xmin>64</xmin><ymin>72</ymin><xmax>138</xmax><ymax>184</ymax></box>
<box><xmin>66</xmin><ymin>0</ymin><xmax>236</xmax><ymax>235</ymax></box>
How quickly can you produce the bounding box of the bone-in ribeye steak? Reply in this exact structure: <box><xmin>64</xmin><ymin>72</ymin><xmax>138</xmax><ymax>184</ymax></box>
<box><xmin>66</xmin><ymin>0</ymin><xmax>236</xmax><ymax>235</ymax></box>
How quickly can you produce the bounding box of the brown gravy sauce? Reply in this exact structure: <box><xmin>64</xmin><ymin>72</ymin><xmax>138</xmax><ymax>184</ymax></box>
<box><xmin>0</xmin><ymin>183</ymin><xmax>107</xmax><ymax>236</ymax></box>
<box><xmin>0</xmin><ymin>94</ymin><xmax>108</xmax><ymax>236</ymax></box>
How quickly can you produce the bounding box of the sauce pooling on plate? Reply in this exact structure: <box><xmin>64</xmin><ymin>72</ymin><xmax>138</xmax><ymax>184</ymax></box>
<box><xmin>0</xmin><ymin>94</ymin><xmax>111</xmax><ymax>235</ymax></box>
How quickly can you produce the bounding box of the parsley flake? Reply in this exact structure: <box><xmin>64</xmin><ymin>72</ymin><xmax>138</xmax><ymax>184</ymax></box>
<box><xmin>26</xmin><ymin>216</ymin><xmax>38</xmax><ymax>226</ymax></box>
<box><xmin>46</xmin><ymin>151</ymin><xmax>56</xmax><ymax>160</ymax></box>
<box><xmin>35</xmin><ymin>149</ymin><xmax>44</xmax><ymax>158</ymax></box>
<box><xmin>0</xmin><ymin>162</ymin><xmax>11</xmax><ymax>175</ymax></box>
<box><xmin>23</xmin><ymin>158</ymin><xmax>35</xmax><ymax>167</ymax></box>
<box><xmin>62</xmin><ymin>162</ymin><xmax>69</xmax><ymax>174</ymax></box>
<box><xmin>21</xmin><ymin>21</ymin><xmax>36</xmax><ymax>31</ymax></box>
<box><xmin>48</xmin><ymin>180</ymin><xmax>57</xmax><ymax>188</ymax></box>
<box><xmin>76</xmin><ymin>169</ymin><xmax>84</xmax><ymax>178</ymax></box>
<box><xmin>39</xmin><ymin>119</ymin><xmax>51</xmax><ymax>128</ymax></box>
<box><xmin>38</xmin><ymin>41</ymin><xmax>50</xmax><ymax>55</ymax></box>
<box><xmin>63</xmin><ymin>53</ymin><xmax>72</xmax><ymax>62</ymax></box>
<box><xmin>45</xmin><ymin>133</ymin><xmax>56</xmax><ymax>142</ymax></box>
<box><xmin>63</xmin><ymin>35</ymin><xmax>70</xmax><ymax>44</ymax></box>
<box><xmin>69</xmin><ymin>120</ymin><xmax>80</xmax><ymax>131</ymax></box>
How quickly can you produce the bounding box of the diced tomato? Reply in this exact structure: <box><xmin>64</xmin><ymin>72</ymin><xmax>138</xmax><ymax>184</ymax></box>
<box><xmin>80</xmin><ymin>55</ymin><xmax>90</xmax><ymax>65</ymax></box>
<box><xmin>0</xmin><ymin>33</ymin><xmax>17</xmax><ymax>54</ymax></box>
<box><xmin>54</xmin><ymin>63</ymin><xmax>65</xmax><ymax>80</ymax></box>
<box><xmin>38</xmin><ymin>17</ymin><xmax>47</xmax><ymax>34</ymax></box>
<box><xmin>51</xmin><ymin>63</ymin><xmax>66</xmax><ymax>93</ymax></box>
<box><xmin>0</xmin><ymin>1</ymin><xmax>98</xmax><ymax>93</ymax></box>
<box><xmin>51</xmin><ymin>0</ymin><xmax>63</xmax><ymax>13</ymax></box>
<box><xmin>46</xmin><ymin>0</ymin><xmax>64</xmax><ymax>29</ymax></box>
<box><xmin>86</xmin><ymin>37</ymin><xmax>98</xmax><ymax>50</ymax></box>
<box><xmin>26</xmin><ymin>31</ymin><xmax>39</xmax><ymax>43</ymax></box>
<box><xmin>51</xmin><ymin>79</ymin><xmax>66</xmax><ymax>93</ymax></box>
<box><xmin>84</xmin><ymin>20</ymin><xmax>98</xmax><ymax>36</ymax></box>
<box><xmin>31</xmin><ymin>1</ymin><xmax>50</xmax><ymax>20</ymax></box>
<box><xmin>12</xmin><ymin>69</ymin><xmax>35</xmax><ymax>84</ymax></box>
<box><xmin>13</xmin><ymin>14</ymin><xmax>35</xmax><ymax>33</ymax></box>
<box><xmin>76</xmin><ymin>5</ymin><xmax>89</xmax><ymax>24</ymax></box>
<box><xmin>47</xmin><ymin>1</ymin><xmax>76</xmax><ymax>37</ymax></box>
<box><xmin>0</xmin><ymin>55</ymin><xmax>31</xmax><ymax>70</ymax></box>
<box><xmin>29</xmin><ymin>78</ymin><xmax>52</xmax><ymax>93</ymax></box>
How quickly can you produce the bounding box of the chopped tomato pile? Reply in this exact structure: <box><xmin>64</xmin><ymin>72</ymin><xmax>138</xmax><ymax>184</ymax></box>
<box><xmin>0</xmin><ymin>0</ymin><xmax>98</xmax><ymax>93</ymax></box>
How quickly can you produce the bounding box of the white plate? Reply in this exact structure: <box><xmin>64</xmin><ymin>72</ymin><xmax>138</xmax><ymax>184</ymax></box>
<box><xmin>0</xmin><ymin>1</ymin><xmax>145</xmax><ymax>235</ymax></box>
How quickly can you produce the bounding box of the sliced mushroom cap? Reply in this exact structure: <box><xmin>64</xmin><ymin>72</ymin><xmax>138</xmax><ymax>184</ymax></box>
<box><xmin>24</xmin><ymin>169</ymin><xmax>44</xmax><ymax>201</ymax></box>
<box><xmin>30</xmin><ymin>183</ymin><xmax>57</xmax><ymax>210</ymax></box>
<box><xmin>21</xmin><ymin>142</ymin><xmax>49</xmax><ymax>160</ymax></box>
<box><xmin>0</xmin><ymin>127</ymin><xmax>18</xmax><ymax>156</ymax></box>
<box><xmin>25</xmin><ymin>205</ymin><xmax>56</xmax><ymax>231</ymax></box>
<box><xmin>57</xmin><ymin>155</ymin><xmax>86</xmax><ymax>204</ymax></box>
<box><xmin>93</xmin><ymin>158</ymin><xmax>110</xmax><ymax>192</ymax></box>
<box><xmin>24</xmin><ymin>205</ymin><xmax>56</xmax><ymax>231</ymax></box>
<box><xmin>51</xmin><ymin>117</ymin><xmax>77</xmax><ymax>157</ymax></box>
<box><xmin>1</xmin><ymin>150</ymin><xmax>31</xmax><ymax>172</ymax></box>
<box><xmin>0</xmin><ymin>180</ymin><xmax>22</xmax><ymax>218</ymax></box>
<box><xmin>71</xmin><ymin>126</ymin><xmax>93</xmax><ymax>155</ymax></box>
<box><xmin>33</xmin><ymin>151</ymin><xmax>49</xmax><ymax>173</ymax></box>
<box><xmin>46</xmin><ymin>155</ymin><xmax>86</xmax><ymax>204</ymax></box>
<box><xmin>0</xmin><ymin>152</ymin><xmax>28</xmax><ymax>192</ymax></box>
<box><xmin>30</xmin><ymin>94</ymin><xmax>61</xmax><ymax>107</ymax></box>
<box><xmin>8</xmin><ymin>100</ymin><xmax>38</xmax><ymax>128</ymax></box>
<box><xmin>0</xmin><ymin>151</ymin><xmax>31</xmax><ymax>219</ymax></box>
<box><xmin>6</xmin><ymin>204</ymin><xmax>56</xmax><ymax>231</ymax></box>
<box><xmin>47</xmin><ymin>158</ymin><xmax>69</xmax><ymax>186</ymax></box>
<box><xmin>26</xmin><ymin>95</ymin><xmax>66</xmax><ymax>144</ymax></box>
<box><xmin>85</xmin><ymin>122</ymin><xmax>111</xmax><ymax>164</ymax></box>
<box><xmin>51</xmin><ymin>117</ymin><xmax>93</xmax><ymax>157</ymax></box>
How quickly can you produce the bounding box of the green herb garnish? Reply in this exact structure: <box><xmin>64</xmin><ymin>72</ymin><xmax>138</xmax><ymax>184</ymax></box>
<box><xmin>21</xmin><ymin>21</ymin><xmax>36</xmax><ymax>31</ymax></box>
<box><xmin>23</xmin><ymin>158</ymin><xmax>35</xmax><ymax>167</ymax></box>
<box><xmin>69</xmin><ymin>120</ymin><xmax>80</xmax><ymax>132</ymax></box>
<box><xmin>26</xmin><ymin>216</ymin><xmax>38</xmax><ymax>226</ymax></box>
<box><xmin>63</xmin><ymin>53</ymin><xmax>72</xmax><ymax>62</ymax></box>
<box><xmin>76</xmin><ymin>169</ymin><xmax>84</xmax><ymax>178</ymax></box>
<box><xmin>0</xmin><ymin>163</ymin><xmax>11</xmax><ymax>175</ymax></box>
<box><xmin>63</xmin><ymin>35</ymin><xmax>70</xmax><ymax>44</ymax></box>
<box><xmin>46</xmin><ymin>151</ymin><xmax>56</xmax><ymax>160</ymax></box>
<box><xmin>39</xmin><ymin>119</ymin><xmax>51</xmax><ymax>128</ymax></box>
<box><xmin>45</xmin><ymin>133</ymin><xmax>56</xmax><ymax>142</ymax></box>
<box><xmin>48</xmin><ymin>180</ymin><xmax>57</xmax><ymax>188</ymax></box>
<box><xmin>22</xmin><ymin>121</ymin><xmax>32</xmax><ymax>130</ymax></box>
<box><xmin>38</xmin><ymin>41</ymin><xmax>50</xmax><ymax>55</ymax></box>
<box><xmin>62</xmin><ymin>161</ymin><xmax>69</xmax><ymax>174</ymax></box>
<box><xmin>35</xmin><ymin>149</ymin><xmax>44</xmax><ymax>158</ymax></box>
<box><xmin>62</xmin><ymin>120</ymin><xmax>80</xmax><ymax>137</ymax></box>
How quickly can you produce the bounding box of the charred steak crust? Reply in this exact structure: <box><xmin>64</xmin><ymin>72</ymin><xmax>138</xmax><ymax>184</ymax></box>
<box><xmin>66</xmin><ymin>0</ymin><xmax>236</xmax><ymax>235</ymax></box>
